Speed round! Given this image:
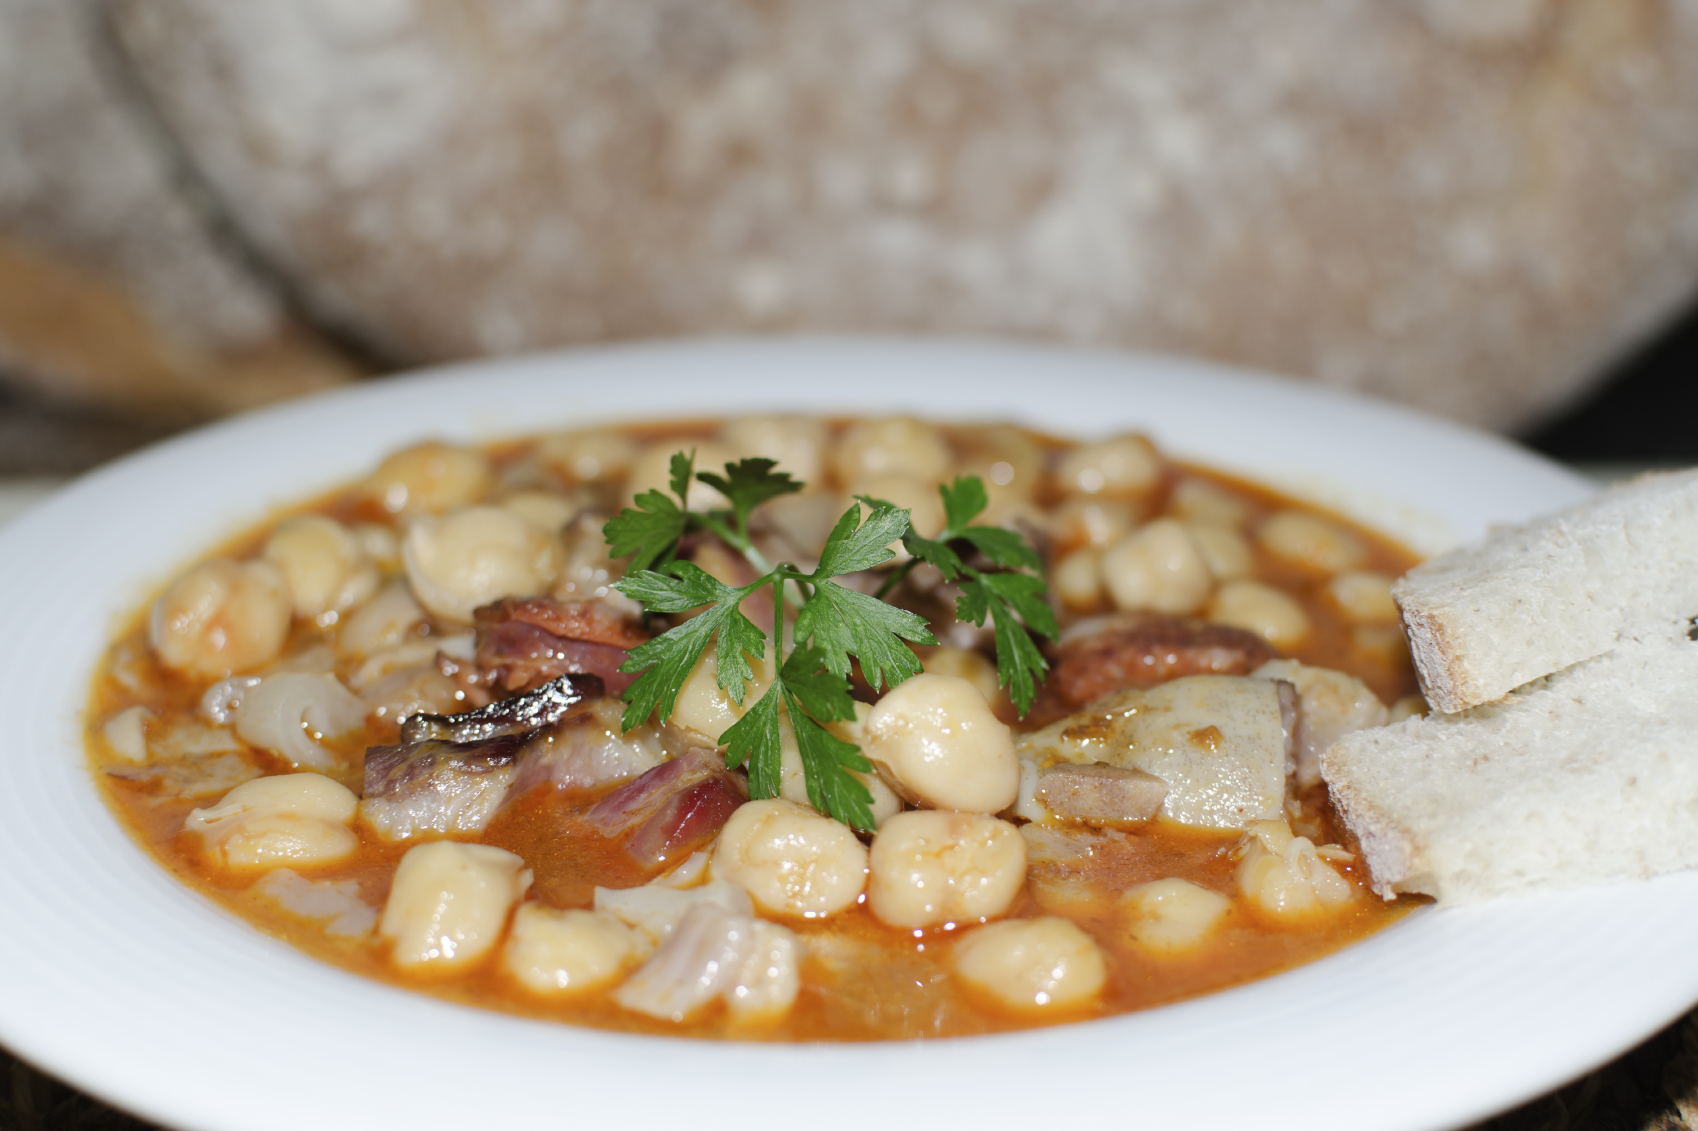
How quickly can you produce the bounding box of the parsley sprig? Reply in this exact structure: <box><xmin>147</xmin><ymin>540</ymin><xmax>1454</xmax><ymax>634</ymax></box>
<box><xmin>869</xmin><ymin>476</ymin><xmax>1059</xmax><ymax>716</ymax></box>
<box><xmin>603</xmin><ymin>451</ymin><xmax>1054</xmax><ymax>830</ymax></box>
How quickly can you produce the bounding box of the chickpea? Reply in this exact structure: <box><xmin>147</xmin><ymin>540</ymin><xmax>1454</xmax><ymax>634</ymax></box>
<box><xmin>668</xmin><ymin>642</ymin><xmax>776</xmax><ymax>740</ymax></box>
<box><xmin>920</xmin><ymin>646</ymin><xmax>1000</xmax><ymax>705</ymax></box>
<box><xmin>712</xmin><ymin>799</ymin><xmax>868</xmax><ymax>918</ymax></box>
<box><xmin>857</xmin><ymin>474</ymin><xmax>946</xmax><ymax>539</ymax></box>
<box><xmin>1169</xmin><ymin>477</ymin><xmax>1251</xmax><ymax>527</ymax></box>
<box><xmin>860</xmin><ymin>674</ymin><xmax>1018</xmax><ymax>813</ymax></box>
<box><xmin>402</xmin><ymin>505</ymin><xmax>563</xmax><ymax>623</ymax></box>
<box><xmin>1050</xmin><ymin>548</ymin><xmax>1104</xmax><ymax>612</ymax></box>
<box><xmin>953</xmin><ymin>424</ymin><xmax>1045</xmax><ymax>503</ymax></box>
<box><xmin>379</xmin><ymin>841</ymin><xmax>532</xmax><ymax>972</ymax></box>
<box><xmin>338</xmin><ymin>581</ymin><xmax>425</xmax><ymax>658</ymax></box>
<box><xmin>1327</xmin><ymin>570</ymin><xmax>1399</xmax><ymax>623</ymax></box>
<box><xmin>954</xmin><ymin>917</ymin><xmax>1106</xmax><ymax>1011</ymax></box>
<box><xmin>1055</xmin><ymin>435</ymin><xmax>1160</xmax><ymax>498</ymax></box>
<box><xmin>184</xmin><ymin>773</ymin><xmax>359</xmax><ymax>870</ymax></box>
<box><xmin>150</xmin><ymin>558</ymin><xmax>292</xmax><ymax>679</ymax></box>
<box><xmin>1050</xmin><ymin>497</ymin><xmax>1135</xmax><ymax>551</ymax></box>
<box><xmin>351</xmin><ymin>523</ymin><xmax>400</xmax><ymax>572</ymax></box>
<box><xmin>363</xmin><ymin>442</ymin><xmax>493</xmax><ymax>515</ymax></box>
<box><xmin>867</xmin><ymin>810</ymin><xmax>1027</xmax><ymax>929</ymax></box>
<box><xmin>1184</xmin><ymin>521</ymin><xmax>1253</xmax><ymax>582</ymax></box>
<box><xmin>1101</xmin><ymin>519</ymin><xmax>1212</xmax><ymax>615</ymax></box>
<box><xmin>536</xmin><ymin>430</ymin><xmax>638</xmax><ymax>485</ymax></box>
<box><xmin>1236</xmin><ymin>820</ymin><xmax>1354</xmax><ymax>921</ymax></box>
<box><xmin>262</xmin><ymin>515</ymin><xmax>380</xmax><ymax>624</ymax></box>
<box><xmin>501</xmin><ymin>904</ymin><xmax>638</xmax><ymax>996</ymax></box>
<box><xmin>1208</xmin><ymin>581</ymin><xmax>1311</xmax><ymax>649</ymax></box>
<box><xmin>1257</xmin><ymin>510</ymin><xmax>1367</xmax><ymax>574</ymax></box>
<box><xmin>832</xmin><ymin>417</ymin><xmax>952</xmax><ymax>489</ymax></box>
<box><xmin>720</xmin><ymin>416</ymin><xmax>829</xmax><ymax>486</ymax></box>
<box><xmin>1389</xmin><ymin>694</ymin><xmax>1428</xmax><ymax>722</ymax></box>
<box><xmin>1120</xmin><ymin>878</ymin><xmax>1231</xmax><ymax>953</ymax></box>
<box><xmin>1352</xmin><ymin>622</ymin><xmax>1410</xmax><ymax>665</ymax></box>
<box><xmin>552</xmin><ymin>513</ymin><xmax>629</xmax><ymax>606</ymax></box>
<box><xmin>627</xmin><ymin>440</ymin><xmax>734</xmax><ymax>512</ymax></box>
<box><xmin>500</xmin><ymin>490</ymin><xmax>578</xmax><ymax>533</ymax></box>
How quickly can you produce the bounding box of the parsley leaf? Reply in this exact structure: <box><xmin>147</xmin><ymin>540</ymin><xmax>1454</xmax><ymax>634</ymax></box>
<box><xmin>720</xmin><ymin>683</ymin><xmax>783</xmax><ymax>800</ymax></box>
<box><xmin>958</xmin><ymin>525</ymin><xmax>1042</xmax><ymax>572</ymax></box>
<box><xmin>602</xmin><ymin>489</ymin><xmax>687</xmax><ymax>573</ymax></box>
<box><xmin>819</xmin><ymin>501</ymin><xmax>910</xmax><ymax>576</ymax></box>
<box><xmin>668</xmin><ymin>450</ymin><xmax>695</xmax><ymax>503</ymax></box>
<box><xmin>794</xmin><ymin>582</ymin><xmax>933</xmax><ymax>691</ymax></box>
<box><xmin>781</xmin><ymin>643</ymin><xmax>859</xmax><ymax>723</ymax></box>
<box><xmin>939</xmin><ymin>475</ymin><xmax>989</xmax><ymax>531</ymax></box>
<box><xmin>695</xmin><ymin>458</ymin><xmax>802</xmax><ymax>539</ymax></box>
<box><xmin>784</xmin><ymin>690</ymin><xmax>876</xmax><ymax>831</ymax></box>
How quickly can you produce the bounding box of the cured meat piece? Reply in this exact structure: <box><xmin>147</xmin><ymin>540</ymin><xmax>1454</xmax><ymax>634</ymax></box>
<box><xmin>360</xmin><ymin>732</ymin><xmax>531</xmax><ymax>842</ymax></box>
<box><xmin>473</xmin><ymin>598</ymin><xmax>647</xmax><ymax>694</ymax></box>
<box><xmin>1051</xmin><ymin>613</ymin><xmax>1276</xmax><ymax>707</ymax></box>
<box><xmin>584</xmin><ymin>748</ymin><xmax>748</xmax><ymax>870</ymax></box>
<box><xmin>400</xmin><ymin>673</ymin><xmax>600</xmax><ymax>745</ymax></box>
<box><xmin>477</xmin><ymin>596</ymin><xmax>650</xmax><ymax>649</ymax></box>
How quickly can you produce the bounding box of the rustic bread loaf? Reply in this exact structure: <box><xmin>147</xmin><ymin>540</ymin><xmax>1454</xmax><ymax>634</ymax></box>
<box><xmin>1321</xmin><ymin>621</ymin><xmax>1698</xmax><ymax>906</ymax></box>
<box><xmin>1394</xmin><ymin>469</ymin><xmax>1698</xmax><ymax>714</ymax></box>
<box><xmin>0</xmin><ymin>0</ymin><xmax>353</xmax><ymax>417</ymax></box>
<box><xmin>105</xmin><ymin>0</ymin><xmax>1698</xmax><ymax>431</ymax></box>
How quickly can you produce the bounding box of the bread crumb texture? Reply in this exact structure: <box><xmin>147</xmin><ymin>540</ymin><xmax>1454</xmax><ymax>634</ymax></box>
<box><xmin>1322</xmin><ymin>622</ymin><xmax>1698</xmax><ymax>905</ymax></box>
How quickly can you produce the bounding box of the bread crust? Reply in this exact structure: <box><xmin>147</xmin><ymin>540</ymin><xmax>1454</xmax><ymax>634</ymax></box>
<box><xmin>1392</xmin><ymin>469</ymin><xmax>1698</xmax><ymax>714</ymax></box>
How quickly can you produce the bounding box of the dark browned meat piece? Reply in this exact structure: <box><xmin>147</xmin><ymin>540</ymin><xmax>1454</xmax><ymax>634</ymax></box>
<box><xmin>584</xmin><ymin>747</ymin><xmax>748</xmax><ymax>870</ymax></box>
<box><xmin>1036</xmin><ymin>762</ymin><xmax>1168</xmax><ymax>827</ymax></box>
<box><xmin>401</xmin><ymin>672</ymin><xmax>600</xmax><ymax>744</ymax></box>
<box><xmin>473</xmin><ymin>597</ymin><xmax>647</xmax><ymax>694</ymax></box>
<box><xmin>1051</xmin><ymin>613</ymin><xmax>1276</xmax><ymax>707</ymax></box>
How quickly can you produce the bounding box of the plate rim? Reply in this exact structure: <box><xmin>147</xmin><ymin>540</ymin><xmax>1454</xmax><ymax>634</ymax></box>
<box><xmin>6</xmin><ymin>335</ymin><xmax>1677</xmax><ymax>1131</ymax></box>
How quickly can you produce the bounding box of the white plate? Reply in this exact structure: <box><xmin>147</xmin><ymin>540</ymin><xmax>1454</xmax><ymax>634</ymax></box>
<box><xmin>1</xmin><ymin>338</ymin><xmax>1688</xmax><ymax>1131</ymax></box>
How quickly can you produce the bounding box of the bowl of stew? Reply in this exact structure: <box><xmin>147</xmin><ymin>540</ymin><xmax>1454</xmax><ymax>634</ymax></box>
<box><xmin>2</xmin><ymin>338</ymin><xmax>1693</xmax><ymax>1131</ymax></box>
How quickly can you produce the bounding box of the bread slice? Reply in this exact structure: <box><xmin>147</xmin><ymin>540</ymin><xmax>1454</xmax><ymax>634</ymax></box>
<box><xmin>1320</xmin><ymin>621</ymin><xmax>1698</xmax><ymax>905</ymax></box>
<box><xmin>1393</xmin><ymin>469</ymin><xmax>1698</xmax><ymax>714</ymax></box>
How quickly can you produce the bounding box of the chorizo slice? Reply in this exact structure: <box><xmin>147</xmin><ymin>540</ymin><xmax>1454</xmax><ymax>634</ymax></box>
<box><xmin>1050</xmin><ymin>613</ymin><xmax>1276</xmax><ymax>707</ymax></box>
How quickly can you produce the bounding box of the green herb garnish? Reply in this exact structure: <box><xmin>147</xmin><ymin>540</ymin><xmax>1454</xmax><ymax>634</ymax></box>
<box><xmin>603</xmin><ymin>451</ymin><xmax>1054</xmax><ymax>830</ymax></box>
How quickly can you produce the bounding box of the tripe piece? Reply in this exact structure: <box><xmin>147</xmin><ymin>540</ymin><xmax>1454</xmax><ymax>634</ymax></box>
<box><xmin>1016</xmin><ymin>675</ymin><xmax>1290</xmax><ymax>830</ymax></box>
<box><xmin>1393</xmin><ymin>468</ymin><xmax>1698</xmax><ymax>713</ymax></box>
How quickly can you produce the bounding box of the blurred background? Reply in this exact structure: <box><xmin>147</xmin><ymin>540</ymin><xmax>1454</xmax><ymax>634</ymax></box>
<box><xmin>2</xmin><ymin>0</ymin><xmax>1696</xmax><ymax>479</ymax></box>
